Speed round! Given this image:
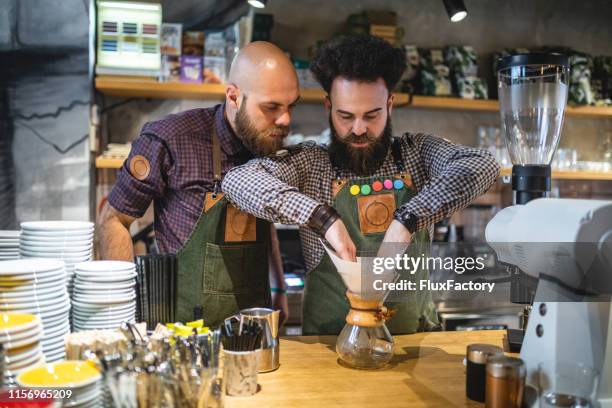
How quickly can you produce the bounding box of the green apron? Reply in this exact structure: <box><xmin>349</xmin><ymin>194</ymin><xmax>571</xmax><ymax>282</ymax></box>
<box><xmin>302</xmin><ymin>139</ymin><xmax>438</xmax><ymax>335</ymax></box>
<box><xmin>176</xmin><ymin>127</ymin><xmax>271</xmax><ymax>327</ymax></box>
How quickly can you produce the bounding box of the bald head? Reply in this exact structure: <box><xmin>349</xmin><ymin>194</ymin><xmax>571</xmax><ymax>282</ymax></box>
<box><xmin>225</xmin><ymin>41</ymin><xmax>300</xmax><ymax>156</ymax></box>
<box><xmin>229</xmin><ymin>41</ymin><xmax>297</xmax><ymax>93</ymax></box>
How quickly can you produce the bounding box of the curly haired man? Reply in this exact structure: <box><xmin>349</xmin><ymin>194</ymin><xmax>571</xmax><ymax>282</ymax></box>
<box><xmin>222</xmin><ymin>34</ymin><xmax>500</xmax><ymax>335</ymax></box>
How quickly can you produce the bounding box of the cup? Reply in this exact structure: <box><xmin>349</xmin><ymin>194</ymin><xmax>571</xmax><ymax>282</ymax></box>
<box><xmin>538</xmin><ymin>361</ymin><xmax>598</xmax><ymax>408</ymax></box>
<box><xmin>223</xmin><ymin>349</ymin><xmax>258</xmax><ymax>397</ymax></box>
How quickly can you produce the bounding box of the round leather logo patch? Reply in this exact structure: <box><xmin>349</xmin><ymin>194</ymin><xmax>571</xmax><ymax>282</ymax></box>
<box><xmin>129</xmin><ymin>155</ymin><xmax>150</xmax><ymax>181</ymax></box>
<box><xmin>365</xmin><ymin>201</ymin><xmax>391</xmax><ymax>226</ymax></box>
<box><xmin>230</xmin><ymin>211</ymin><xmax>250</xmax><ymax>235</ymax></box>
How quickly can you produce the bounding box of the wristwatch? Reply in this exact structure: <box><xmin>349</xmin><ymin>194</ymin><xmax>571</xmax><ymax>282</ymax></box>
<box><xmin>393</xmin><ymin>209</ymin><xmax>418</xmax><ymax>233</ymax></box>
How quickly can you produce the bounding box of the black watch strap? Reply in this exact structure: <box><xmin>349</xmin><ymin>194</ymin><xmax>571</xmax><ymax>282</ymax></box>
<box><xmin>393</xmin><ymin>209</ymin><xmax>418</xmax><ymax>233</ymax></box>
<box><xmin>308</xmin><ymin>204</ymin><xmax>340</xmax><ymax>237</ymax></box>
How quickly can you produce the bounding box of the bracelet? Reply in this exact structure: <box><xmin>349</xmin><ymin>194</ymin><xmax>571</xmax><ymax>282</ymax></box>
<box><xmin>271</xmin><ymin>287</ymin><xmax>287</xmax><ymax>294</ymax></box>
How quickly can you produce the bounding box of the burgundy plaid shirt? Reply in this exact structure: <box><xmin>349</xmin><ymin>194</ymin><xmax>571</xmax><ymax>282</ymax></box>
<box><xmin>108</xmin><ymin>103</ymin><xmax>252</xmax><ymax>253</ymax></box>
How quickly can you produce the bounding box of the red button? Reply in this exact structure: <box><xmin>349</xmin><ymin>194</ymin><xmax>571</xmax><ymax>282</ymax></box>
<box><xmin>372</xmin><ymin>181</ymin><xmax>383</xmax><ymax>192</ymax></box>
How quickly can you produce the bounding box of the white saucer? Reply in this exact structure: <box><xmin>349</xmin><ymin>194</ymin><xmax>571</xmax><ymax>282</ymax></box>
<box><xmin>74</xmin><ymin>281</ymin><xmax>135</xmax><ymax>291</ymax></box>
<box><xmin>2</xmin><ymin>331</ymin><xmax>42</xmax><ymax>349</ymax></box>
<box><xmin>75</xmin><ymin>261</ymin><xmax>135</xmax><ymax>272</ymax></box>
<box><xmin>0</xmin><ymin>326</ymin><xmax>42</xmax><ymax>344</ymax></box>
<box><xmin>4</xmin><ymin>343</ymin><xmax>42</xmax><ymax>365</ymax></box>
<box><xmin>72</xmin><ymin>301</ymin><xmax>136</xmax><ymax>313</ymax></box>
<box><xmin>20</xmin><ymin>221</ymin><xmax>94</xmax><ymax>231</ymax></box>
<box><xmin>20</xmin><ymin>249</ymin><xmax>92</xmax><ymax>258</ymax></box>
<box><xmin>20</xmin><ymin>244</ymin><xmax>93</xmax><ymax>253</ymax></box>
<box><xmin>0</xmin><ymin>259</ymin><xmax>65</xmax><ymax>275</ymax></box>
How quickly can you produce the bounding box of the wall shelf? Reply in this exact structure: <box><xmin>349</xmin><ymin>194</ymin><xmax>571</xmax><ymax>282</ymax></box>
<box><xmin>499</xmin><ymin>167</ymin><xmax>612</xmax><ymax>181</ymax></box>
<box><xmin>96</xmin><ymin>156</ymin><xmax>612</xmax><ymax>181</ymax></box>
<box><xmin>95</xmin><ymin>76</ymin><xmax>612</xmax><ymax>118</ymax></box>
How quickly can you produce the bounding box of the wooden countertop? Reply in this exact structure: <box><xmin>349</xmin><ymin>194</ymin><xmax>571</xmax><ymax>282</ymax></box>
<box><xmin>225</xmin><ymin>330</ymin><xmax>510</xmax><ymax>408</ymax></box>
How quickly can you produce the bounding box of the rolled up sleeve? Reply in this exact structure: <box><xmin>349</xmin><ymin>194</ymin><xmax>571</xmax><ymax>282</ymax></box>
<box><xmin>108</xmin><ymin>133</ymin><xmax>170</xmax><ymax>218</ymax></box>
<box><xmin>398</xmin><ymin>133</ymin><xmax>500</xmax><ymax>231</ymax></box>
<box><xmin>222</xmin><ymin>145</ymin><xmax>321</xmax><ymax>225</ymax></box>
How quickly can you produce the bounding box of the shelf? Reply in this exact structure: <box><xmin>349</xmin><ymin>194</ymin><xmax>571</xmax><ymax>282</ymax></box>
<box><xmin>95</xmin><ymin>75</ymin><xmax>612</xmax><ymax>118</ymax></box>
<box><xmin>96</xmin><ymin>156</ymin><xmax>612</xmax><ymax>181</ymax></box>
<box><xmin>500</xmin><ymin>167</ymin><xmax>612</xmax><ymax>181</ymax></box>
<box><xmin>96</xmin><ymin>156</ymin><xmax>125</xmax><ymax>169</ymax></box>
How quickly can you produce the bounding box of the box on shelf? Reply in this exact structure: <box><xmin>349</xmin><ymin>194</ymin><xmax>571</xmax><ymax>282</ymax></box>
<box><xmin>204</xmin><ymin>32</ymin><xmax>227</xmax><ymax>84</ymax></box>
<box><xmin>180</xmin><ymin>56</ymin><xmax>203</xmax><ymax>83</ymax></box>
<box><xmin>182</xmin><ymin>31</ymin><xmax>205</xmax><ymax>56</ymax></box>
<box><xmin>161</xmin><ymin>23</ymin><xmax>182</xmax><ymax>56</ymax></box>
<box><xmin>161</xmin><ymin>55</ymin><xmax>181</xmax><ymax>82</ymax></box>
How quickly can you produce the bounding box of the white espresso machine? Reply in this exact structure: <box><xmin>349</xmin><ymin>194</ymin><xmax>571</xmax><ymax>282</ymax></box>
<box><xmin>486</xmin><ymin>53</ymin><xmax>612</xmax><ymax>406</ymax></box>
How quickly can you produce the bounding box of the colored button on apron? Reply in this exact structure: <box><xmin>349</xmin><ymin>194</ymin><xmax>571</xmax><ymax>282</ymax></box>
<box><xmin>350</xmin><ymin>185</ymin><xmax>361</xmax><ymax>196</ymax></box>
<box><xmin>372</xmin><ymin>180</ymin><xmax>383</xmax><ymax>192</ymax></box>
<box><xmin>393</xmin><ymin>179</ymin><xmax>404</xmax><ymax>190</ymax></box>
<box><xmin>383</xmin><ymin>179</ymin><xmax>393</xmax><ymax>190</ymax></box>
<box><xmin>360</xmin><ymin>184</ymin><xmax>371</xmax><ymax>195</ymax></box>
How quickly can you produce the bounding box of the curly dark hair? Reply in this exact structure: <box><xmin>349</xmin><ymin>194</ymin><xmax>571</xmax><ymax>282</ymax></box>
<box><xmin>310</xmin><ymin>34</ymin><xmax>407</xmax><ymax>94</ymax></box>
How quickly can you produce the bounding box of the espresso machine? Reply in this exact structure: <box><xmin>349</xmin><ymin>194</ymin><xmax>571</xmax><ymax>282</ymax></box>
<box><xmin>486</xmin><ymin>54</ymin><xmax>612</xmax><ymax>406</ymax></box>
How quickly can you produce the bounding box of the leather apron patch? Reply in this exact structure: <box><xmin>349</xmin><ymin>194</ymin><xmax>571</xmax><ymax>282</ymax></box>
<box><xmin>204</xmin><ymin>192</ymin><xmax>224</xmax><ymax>213</ymax></box>
<box><xmin>357</xmin><ymin>192</ymin><xmax>396</xmax><ymax>234</ymax></box>
<box><xmin>225</xmin><ymin>205</ymin><xmax>257</xmax><ymax>242</ymax></box>
<box><xmin>332</xmin><ymin>179</ymin><xmax>347</xmax><ymax>198</ymax></box>
<box><xmin>129</xmin><ymin>155</ymin><xmax>151</xmax><ymax>180</ymax></box>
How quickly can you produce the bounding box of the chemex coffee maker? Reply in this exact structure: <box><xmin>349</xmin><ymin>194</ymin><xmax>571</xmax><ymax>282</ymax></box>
<box><xmin>324</xmin><ymin>244</ymin><xmax>396</xmax><ymax>369</ymax></box>
<box><xmin>486</xmin><ymin>53</ymin><xmax>612</xmax><ymax>406</ymax></box>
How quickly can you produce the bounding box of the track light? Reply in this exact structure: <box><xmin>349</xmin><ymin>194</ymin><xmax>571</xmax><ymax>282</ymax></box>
<box><xmin>247</xmin><ymin>0</ymin><xmax>267</xmax><ymax>8</ymax></box>
<box><xmin>443</xmin><ymin>0</ymin><xmax>468</xmax><ymax>22</ymax></box>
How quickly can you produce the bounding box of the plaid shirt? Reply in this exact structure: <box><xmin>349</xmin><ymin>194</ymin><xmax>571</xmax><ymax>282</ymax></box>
<box><xmin>222</xmin><ymin>133</ymin><xmax>500</xmax><ymax>272</ymax></box>
<box><xmin>108</xmin><ymin>103</ymin><xmax>252</xmax><ymax>253</ymax></box>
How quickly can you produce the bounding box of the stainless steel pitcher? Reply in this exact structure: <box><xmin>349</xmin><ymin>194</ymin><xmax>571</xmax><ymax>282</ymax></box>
<box><xmin>225</xmin><ymin>307</ymin><xmax>280</xmax><ymax>372</ymax></box>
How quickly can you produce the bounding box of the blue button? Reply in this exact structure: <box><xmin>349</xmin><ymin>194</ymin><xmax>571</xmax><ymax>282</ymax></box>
<box><xmin>393</xmin><ymin>179</ymin><xmax>404</xmax><ymax>190</ymax></box>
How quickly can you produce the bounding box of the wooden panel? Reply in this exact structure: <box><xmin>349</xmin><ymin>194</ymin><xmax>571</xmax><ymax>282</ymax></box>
<box><xmin>225</xmin><ymin>330</ymin><xmax>512</xmax><ymax>408</ymax></box>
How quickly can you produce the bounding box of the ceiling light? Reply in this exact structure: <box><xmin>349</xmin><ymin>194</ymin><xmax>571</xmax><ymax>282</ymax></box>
<box><xmin>443</xmin><ymin>0</ymin><xmax>468</xmax><ymax>22</ymax></box>
<box><xmin>247</xmin><ymin>0</ymin><xmax>267</xmax><ymax>8</ymax></box>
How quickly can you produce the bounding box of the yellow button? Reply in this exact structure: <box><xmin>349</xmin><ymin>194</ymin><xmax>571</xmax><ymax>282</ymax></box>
<box><xmin>350</xmin><ymin>185</ymin><xmax>360</xmax><ymax>195</ymax></box>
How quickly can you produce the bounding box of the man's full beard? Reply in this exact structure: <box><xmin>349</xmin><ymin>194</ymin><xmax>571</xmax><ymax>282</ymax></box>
<box><xmin>235</xmin><ymin>99</ymin><xmax>289</xmax><ymax>157</ymax></box>
<box><xmin>328</xmin><ymin>115</ymin><xmax>393</xmax><ymax>176</ymax></box>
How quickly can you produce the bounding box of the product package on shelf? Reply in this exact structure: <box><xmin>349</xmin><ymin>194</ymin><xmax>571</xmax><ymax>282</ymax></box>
<box><xmin>592</xmin><ymin>56</ymin><xmax>612</xmax><ymax>106</ymax></box>
<box><xmin>161</xmin><ymin>23</ymin><xmax>182</xmax><ymax>56</ymax></box>
<box><xmin>569</xmin><ymin>52</ymin><xmax>595</xmax><ymax>105</ymax></box>
<box><xmin>180</xmin><ymin>56</ymin><xmax>203</xmax><ymax>83</ymax></box>
<box><xmin>160</xmin><ymin>23</ymin><xmax>182</xmax><ymax>82</ymax></box>
<box><xmin>444</xmin><ymin>45</ymin><xmax>487</xmax><ymax>99</ymax></box>
<box><xmin>457</xmin><ymin>76</ymin><xmax>489</xmax><ymax>100</ymax></box>
<box><xmin>399</xmin><ymin>45</ymin><xmax>420</xmax><ymax>94</ymax></box>
<box><xmin>418</xmin><ymin>48</ymin><xmax>452</xmax><ymax>96</ymax></box>
<box><xmin>204</xmin><ymin>32</ymin><xmax>227</xmax><ymax>84</ymax></box>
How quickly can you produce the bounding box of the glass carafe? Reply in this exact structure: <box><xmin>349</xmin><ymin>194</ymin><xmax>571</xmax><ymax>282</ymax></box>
<box><xmin>335</xmin><ymin>291</ymin><xmax>394</xmax><ymax>369</ymax></box>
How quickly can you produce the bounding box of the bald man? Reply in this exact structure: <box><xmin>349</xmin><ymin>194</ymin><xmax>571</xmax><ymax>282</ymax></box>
<box><xmin>98</xmin><ymin>41</ymin><xmax>299</xmax><ymax>325</ymax></box>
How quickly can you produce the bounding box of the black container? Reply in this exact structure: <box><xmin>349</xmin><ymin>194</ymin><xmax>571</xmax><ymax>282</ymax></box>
<box><xmin>466</xmin><ymin>344</ymin><xmax>504</xmax><ymax>402</ymax></box>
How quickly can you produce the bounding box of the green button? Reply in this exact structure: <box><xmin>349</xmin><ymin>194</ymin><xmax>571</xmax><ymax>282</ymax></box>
<box><xmin>360</xmin><ymin>184</ymin><xmax>371</xmax><ymax>195</ymax></box>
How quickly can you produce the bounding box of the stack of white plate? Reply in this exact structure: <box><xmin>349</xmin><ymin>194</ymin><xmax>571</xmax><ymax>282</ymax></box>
<box><xmin>19</xmin><ymin>221</ymin><xmax>94</xmax><ymax>294</ymax></box>
<box><xmin>17</xmin><ymin>360</ymin><xmax>102</xmax><ymax>408</ymax></box>
<box><xmin>73</xmin><ymin>261</ymin><xmax>137</xmax><ymax>332</ymax></box>
<box><xmin>0</xmin><ymin>231</ymin><xmax>20</xmax><ymax>260</ymax></box>
<box><xmin>0</xmin><ymin>313</ymin><xmax>45</xmax><ymax>386</ymax></box>
<box><xmin>0</xmin><ymin>259</ymin><xmax>70</xmax><ymax>362</ymax></box>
